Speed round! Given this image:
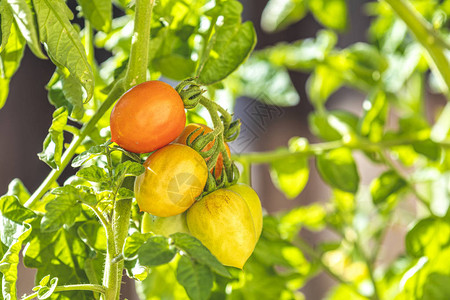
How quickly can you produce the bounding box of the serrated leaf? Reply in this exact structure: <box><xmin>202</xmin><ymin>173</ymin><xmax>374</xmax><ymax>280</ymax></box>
<box><xmin>308</xmin><ymin>0</ymin><xmax>347</xmax><ymax>31</ymax></box>
<box><xmin>170</xmin><ymin>233</ymin><xmax>230</xmax><ymax>278</ymax></box>
<box><xmin>0</xmin><ymin>20</ymin><xmax>25</xmax><ymax>109</ymax></box>
<box><xmin>370</xmin><ymin>170</ymin><xmax>407</xmax><ymax>205</ymax></box>
<box><xmin>176</xmin><ymin>255</ymin><xmax>213</xmax><ymax>300</ymax></box>
<box><xmin>41</xmin><ymin>192</ymin><xmax>81</xmax><ymax>232</ymax></box>
<box><xmin>76</xmin><ymin>165</ymin><xmax>109</xmax><ymax>183</ymax></box>
<box><xmin>270</xmin><ymin>153</ymin><xmax>309</xmax><ymax>199</ymax></box>
<box><xmin>32</xmin><ymin>0</ymin><xmax>94</xmax><ymax>100</ymax></box>
<box><xmin>5</xmin><ymin>0</ymin><xmax>47</xmax><ymax>59</ymax></box>
<box><xmin>316</xmin><ymin>148</ymin><xmax>359</xmax><ymax>193</ymax></box>
<box><xmin>198</xmin><ymin>0</ymin><xmax>256</xmax><ymax>85</ymax></box>
<box><xmin>76</xmin><ymin>0</ymin><xmax>112</xmax><ymax>32</ymax></box>
<box><xmin>137</xmin><ymin>236</ymin><xmax>177</xmax><ymax>267</ymax></box>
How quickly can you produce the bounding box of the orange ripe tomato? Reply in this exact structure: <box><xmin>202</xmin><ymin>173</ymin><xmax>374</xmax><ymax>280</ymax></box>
<box><xmin>110</xmin><ymin>81</ymin><xmax>186</xmax><ymax>153</ymax></box>
<box><xmin>174</xmin><ymin>123</ymin><xmax>231</xmax><ymax>178</ymax></box>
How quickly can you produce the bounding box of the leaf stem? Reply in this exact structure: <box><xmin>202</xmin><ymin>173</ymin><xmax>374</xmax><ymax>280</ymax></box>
<box><xmin>25</xmin><ymin>81</ymin><xmax>125</xmax><ymax>209</ymax></box>
<box><xmin>22</xmin><ymin>284</ymin><xmax>106</xmax><ymax>300</ymax></box>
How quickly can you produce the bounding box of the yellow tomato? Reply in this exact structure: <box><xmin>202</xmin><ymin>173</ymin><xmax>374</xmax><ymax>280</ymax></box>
<box><xmin>186</xmin><ymin>185</ymin><xmax>262</xmax><ymax>269</ymax></box>
<box><xmin>134</xmin><ymin>144</ymin><xmax>208</xmax><ymax>217</ymax></box>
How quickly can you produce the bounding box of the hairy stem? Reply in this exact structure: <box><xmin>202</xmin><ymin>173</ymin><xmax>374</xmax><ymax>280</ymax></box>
<box><xmin>22</xmin><ymin>284</ymin><xmax>106</xmax><ymax>300</ymax></box>
<box><xmin>124</xmin><ymin>0</ymin><xmax>155</xmax><ymax>88</ymax></box>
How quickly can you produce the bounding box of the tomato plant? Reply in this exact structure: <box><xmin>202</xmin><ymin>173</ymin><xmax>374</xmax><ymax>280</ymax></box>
<box><xmin>110</xmin><ymin>81</ymin><xmax>186</xmax><ymax>153</ymax></box>
<box><xmin>2</xmin><ymin>0</ymin><xmax>450</xmax><ymax>299</ymax></box>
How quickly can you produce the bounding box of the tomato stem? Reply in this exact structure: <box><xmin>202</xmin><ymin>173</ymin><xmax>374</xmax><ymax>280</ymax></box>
<box><xmin>124</xmin><ymin>0</ymin><xmax>155</xmax><ymax>88</ymax></box>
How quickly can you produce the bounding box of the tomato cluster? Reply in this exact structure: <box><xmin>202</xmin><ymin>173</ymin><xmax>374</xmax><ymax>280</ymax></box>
<box><xmin>110</xmin><ymin>80</ymin><xmax>262</xmax><ymax>268</ymax></box>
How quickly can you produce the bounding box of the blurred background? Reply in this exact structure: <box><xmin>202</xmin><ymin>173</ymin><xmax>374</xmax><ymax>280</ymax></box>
<box><xmin>0</xmin><ymin>0</ymin><xmax>412</xmax><ymax>298</ymax></box>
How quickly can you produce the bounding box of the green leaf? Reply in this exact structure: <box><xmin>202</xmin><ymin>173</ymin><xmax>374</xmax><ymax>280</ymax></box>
<box><xmin>77</xmin><ymin>220</ymin><xmax>106</xmax><ymax>252</ymax></box>
<box><xmin>137</xmin><ymin>236</ymin><xmax>177</xmax><ymax>267</ymax></box>
<box><xmin>6</xmin><ymin>178</ymin><xmax>30</xmax><ymax>204</ymax></box>
<box><xmin>0</xmin><ymin>195</ymin><xmax>34</xmax><ymax>300</ymax></box>
<box><xmin>37</xmin><ymin>277</ymin><xmax>58</xmax><ymax>299</ymax></box>
<box><xmin>0</xmin><ymin>223</ymin><xmax>32</xmax><ymax>300</ymax></box>
<box><xmin>412</xmin><ymin>139</ymin><xmax>441</xmax><ymax>161</ymax></box>
<box><xmin>0</xmin><ymin>20</ymin><xmax>25</xmax><ymax>109</ymax></box>
<box><xmin>359</xmin><ymin>90</ymin><xmax>388</xmax><ymax>143</ymax></box>
<box><xmin>0</xmin><ymin>0</ymin><xmax>14</xmax><ymax>52</ymax></box>
<box><xmin>316</xmin><ymin>148</ymin><xmax>359</xmax><ymax>193</ymax></box>
<box><xmin>123</xmin><ymin>231</ymin><xmax>153</xmax><ymax>259</ymax></box>
<box><xmin>41</xmin><ymin>187</ymin><xmax>82</xmax><ymax>232</ymax></box>
<box><xmin>115</xmin><ymin>160</ymin><xmax>145</xmax><ymax>178</ymax></box>
<box><xmin>370</xmin><ymin>170</ymin><xmax>407</xmax><ymax>205</ymax></box>
<box><xmin>406</xmin><ymin>218</ymin><xmax>450</xmax><ymax>258</ymax></box>
<box><xmin>24</xmin><ymin>220</ymin><xmax>91</xmax><ymax>300</ymax></box>
<box><xmin>261</xmin><ymin>0</ymin><xmax>307</xmax><ymax>32</ymax></box>
<box><xmin>230</xmin><ymin>55</ymin><xmax>300</xmax><ymax>106</ymax></box>
<box><xmin>308</xmin><ymin>0</ymin><xmax>347</xmax><ymax>31</ymax></box>
<box><xmin>0</xmin><ymin>195</ymin><xmax>35</xmax><ymax>223</ymax></box>
<box><xmin>270</xmin><ymin>153</ymin><xmax>309</xmax><ymax>199</ymax></box>
<box><xmin>32</xmin><ymin>0</ymin><xmax>94</xmax><ymax>100</ymax></box>
<box><xmin>176</xmin><ymin>255</ymin><xmax>213</xmax><ymax>300</ymax></box>
<box><xmin>76</xmin><ymin>165</ymin><xmax>109</xmax><ymax>183</ymax></box>
<box><xmin>37</xmin><ymin>107</ymin><xmax>68</xmax><ymax>169</ymax></box>
<box><xmin>263</xmin><ymin>29</ymin><xmax>337</xmax><ymax>71</ymax></box>
<box><xmin>71</xmin><ymin>145</ymin><xmax>105</xmax><ymax>168</ymax></box>
<box><xmin>422</xmin><ymin>273</ymin><xmax>450</xmax><ymax>300</ymax></box>
<box><xmin>76</xmin><ymin>0</ymin><xmax>112</xmax><ymax>32</ymax></box>
<box><xmin>170</xmin><ymin>233</ymin><xmax>230</xmax><ymax>278</ymax></box>
<box><xmin>309</xmin><ymin>110</ymin><xmax>359</xmax><ymax>141</ymax></box>
<box><xmin>5</xmin><ymin>0</ymin><xmax>47</xmax><ymax>59</ymax></box>
<box><xmin>198</xmin><ymin>0</ymin><xmax>256</xmax><ymax>85</ymax></box>
<box><xmin>307</xmin><ymin>64</ymin><xmax>343</xmax><ymax>107</ymax></box>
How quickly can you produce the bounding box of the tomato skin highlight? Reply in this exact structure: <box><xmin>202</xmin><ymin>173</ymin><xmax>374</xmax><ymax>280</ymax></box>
<box><xmin>134</xmin><ymin>144</ymin><xmax>208</xmax><ymax>217</ymax></box>
<box><xmin>186</xmin><ymin>185</ymin><xmax>262</xmax><ymax>269</ymax></box>
<box><xmin>174</xmin><ymin>123</ymin><xmax>231</xmax><ymax>178</ymax></box>
<box><xmin>110</xmin><ymin>81</ymin><xmax>186</xmax><ymax>153</ymax></box>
